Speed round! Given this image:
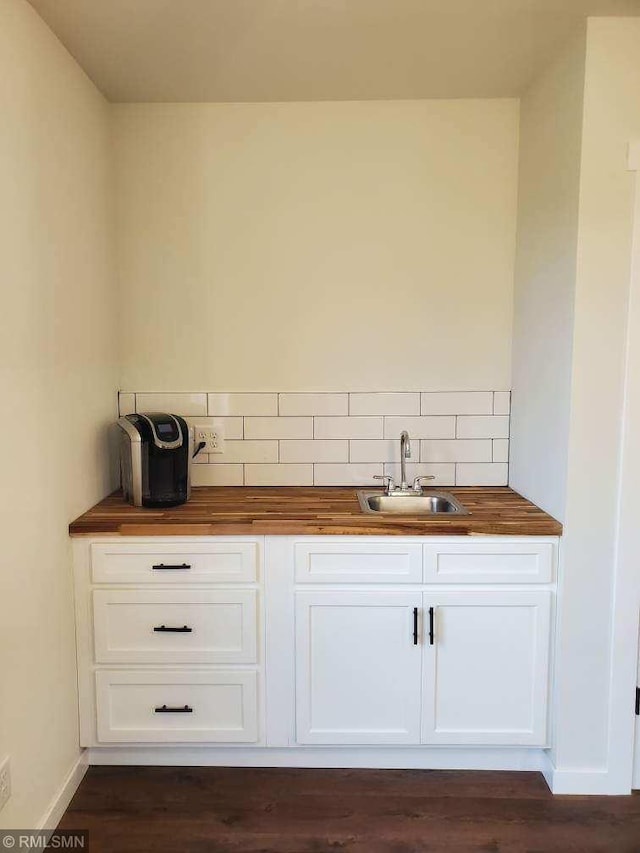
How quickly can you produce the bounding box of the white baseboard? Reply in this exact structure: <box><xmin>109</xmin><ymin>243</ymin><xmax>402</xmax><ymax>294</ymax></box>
<box><xmin>38</xmin><ymin>752</ymin><xmax>88</xmax><ymax>831</ymax></box>
<box><xmin>87</xmin><ymin>745</ymin><xmax>547</xmax><ymax>772</ymax></box>
<box><xmin>540</xmin><ymin>752</ymin><xmax>632</xmax><ymax>795</ymax></box>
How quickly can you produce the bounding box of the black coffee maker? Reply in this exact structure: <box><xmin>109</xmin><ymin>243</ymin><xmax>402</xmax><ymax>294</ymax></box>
<box><xmin>117</xmin><ymin>413</ymin><xmax>192</xmax><ymax>508</ymax></box>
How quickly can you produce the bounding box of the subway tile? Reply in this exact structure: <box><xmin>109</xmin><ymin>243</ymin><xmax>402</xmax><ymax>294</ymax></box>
<box><xmin>313</xmin><ymin>464</ymin><xmax>383</xmax><ymax>486</ymax></box>
<box><xmin>493</xmin><ymin>391</ymin><xmax>511</xmax><ymax>415</ymax></box>
<box><xmin>279</xmin><ymin>393</ymin><xmax>348</xmax><ymax>416</ymax></box>
<box><xmin>493</xmin><ymin>439</ymin><xmax>510</xmax><ymax>463</ymax></box>
<box><xmin>244</xmin><ymin>464</ymin><xmax>313</xmax><ymax>486</ymax></box>
<box><xmin>185</xmin><ymin>416</ymin><xmax>244</xmax><ymax>440</ymax></box>
<box><xmin>456</xmin><ymin>463</ymin><xmax>509</xmax><ymax>486</ymax></box>
<box><xmin>244</xmin><ymin>417</ymin><xmax>313</xmax><ymax>440</ymax></box>
<box><xmin>456</xmin><ymin>416</ymin><xmax>510</xmax><ymax>439</ymax></box>
<box><xmin>384</xmin><ymin>416</ymin><xmax>455</xmax><ymax>440</ymax></box>
<box><xmin>208</xmin><ymin>440</ymin><xmax>277</xmax><ymax>464</ymax></box>
<box><xmin>383</xmin><ymin>462</ymin><xmax>455</xmax><ymax>487</ymax></box>
<box><xmin>314</xmin><ymin>417</ymin><xmax>383</xmax><ymax>440</ymax></box>
<box><xmin>421</xmin><ymin>439</ymin><xmax>492</xmax><ymax>463</ymax></box>
<box><xmin>280</xmin><ymin>440</ymin><xmax>349</xmax><ymax>463</ymax></box>
<box><xmin>191</xmin><ymin>464</ymin><xmax>244</xmax><ymax>486</ymax></box>
<box><xmin>136</xmin><ymin>393</ymin><xmax>207</xmax><ymax>417</ymax></box>
<box><xmin>192</xmin><ymin>451</ymin><xmax>210</xmax><ymax>464</ymax></box>
<box><xmin>421</xmin><ymin>391</ymin><xmax>493</xmax><ymax>415</ymax></box>
<box><xmin>349</xmin><ymin>393</ymin><xmax>420</xmax><ymax>416</ymax></box>
<box><xmin>350</xmin><ymin>439</ymin><xmax>420</xmax><ymax>464</ymax></box>
<box><xmin>118</xmin><ymin>392</ymin><xmax>135</xmax><ymax>417</ymax></box>
<box><xmin>207</xmin><ymin>393</ymin><xmax>277</xmax><ymax>416</ymax></box>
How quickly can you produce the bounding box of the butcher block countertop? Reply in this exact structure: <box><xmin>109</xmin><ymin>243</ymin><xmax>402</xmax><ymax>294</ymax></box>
<box><xmin>69</xmin><ymin>486</ymin><xmax>562</xmax><ymax>537</ymax></box>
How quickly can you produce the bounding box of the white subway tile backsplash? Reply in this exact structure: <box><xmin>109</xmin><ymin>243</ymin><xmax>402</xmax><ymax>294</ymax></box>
<box><xmin>280</xmin><ymin>440</ymin><xmax>349</xmax><ymax>463</ymax></box>
<box><xmin>128</xmin><ymin>388</ymin><xmax>511</xmax><ymax>486</ymax></box>
<box><xmin>313</xmin><ymin>464</ymin><xmax>383</xmax><ymax>486</ymax></box>
<box><xmin>349</xmin><ymin>439</ymin><xmax>420</xmax><ymax>464</ymax></box>
<box><xmin>384</xmin><ymin>416</ymin><xmax>455</xmax><ymax>439</ymax></box>
<box><xmin>245</xmin><ymin>464</ymin><xmax>313</xmax><ymax>486</ymax></box>
<box><xmin>493</xmin><ymin>439</ymin><xmax>510</xmax><ymax>463</ymax></box>
<box><xmin>245</xmin><ymin>417</ymin><xmax>313</xmax><ymax>440</ymax></box>
<box><xmin>191</xmin><ymin>464</ymin><xmax>244</xmax><ymax>486</ymax></box>
<box><xmin>493</xmin><ymin>391</ymin><xmax>511</xmax><ymax>415</ymax></box>
<box><xmin>279</xmin><ymin>393</ymin><xmax>348</xmax><ymax>416</ymax></box>
<box><xmin>383</xmin><ymin>462</ymin><xmax>455</xmax><ymax>487</ymax></box>
<box><xmin>456</xmin><ymin>463</ymin><xmax>509</xmax><ymax>486</ymax></box>
<box><xmin>208</xmin><ymin>440</ymin><xmax>278</xmax><ymax>464</ymax></box>
<box><xmin>207</xmin><ymin>393</ymin><xmax>278</xmax><ymax>416</ymax></box>
<box><xmin>456</xmin><ymin>416</ymin><xmax>510</xmax><ymax>439</ymax></box>
<box><xmin>349</xmin><ymin>393</ymin><xmax>420</xmax><ymax>416</ymax></box>
<box><xmin>421</xmin><ymin>391</ymin><xmax>493</xmax><ymax>415</ymax></box>
<box><xmin>314</xmin><ymin>417</ymin><xmax>383</xmax><ymax>440</ymax></box>
<box><xmin>118</xmin><ymin>392</ymin><xmax>135</xmax><ymax>417</ymax></box>
<box><xmin>421</xmin><ymin>439</ymin><xmax>492</xmax><ymax>463</ymax></box>
<box><xmin>136</xmin><ymin>393</ymin><xmax>207</xmax><ymax>416</ymax></box>
<box><xmin>185</xmin><ymin>416</ymin><xmax>244</xmax><ymax>440</ymax></box>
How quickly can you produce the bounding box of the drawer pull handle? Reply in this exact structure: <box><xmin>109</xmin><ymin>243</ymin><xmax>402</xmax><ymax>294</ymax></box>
<box><xmin>428</xmin><ymin>606</ymin><xmax>435</xmax><ymax>646</ymax></box>
<box><xmin>152</xmin><ymin>563</ymin><xmax>191</xmax><ymax>571</ymax></box>
<box><xmin>412</xmin><ymin>607</ymin><xmax>419</xmax><ymax>645</ymax></box>
<box><xmin>153</xmin><ymin>625</ymin><xmax>193</xmax><ymax>633</ymax></box>
<box><xmin>154</xmin><ymin>704</ymin><xmax>193</xmax><ymax>713</ymax></box>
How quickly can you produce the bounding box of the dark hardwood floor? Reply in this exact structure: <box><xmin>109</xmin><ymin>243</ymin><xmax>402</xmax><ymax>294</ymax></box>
<box><xmin>58</xmin><ymin>767</ymin><xmax>640</xmax><ymax>853</ymax></box>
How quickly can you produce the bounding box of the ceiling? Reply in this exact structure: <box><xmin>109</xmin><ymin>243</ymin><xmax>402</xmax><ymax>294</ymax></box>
<box><xmin>28</xmin><ymin>0</ymin><xmax>640</xmax><ymax>102</ymax></box>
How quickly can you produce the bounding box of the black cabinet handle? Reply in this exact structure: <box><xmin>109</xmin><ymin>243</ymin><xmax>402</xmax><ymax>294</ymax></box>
<box><xmin>412</xmin><ymin>607</ymin><xmax>419</xmax><ymax>645</ymax></box>
<box><xmin>152</xmin><ymin>563</ymin><xmax>191</xmax><ymax>571</ymax></box>
<box><xmin>428</xmin><ymin>606</ymin><xmax>435</xmax><ymax>645</ymax></box>
<box><xmin>153</xmin><ymin>625</ymin><xmax>193</xmax><ymax>633</ymax></box>
<box><xmin>154</xmin><ymin>704</ymin><xmax>193</xmax><ymax>713</ymax></box>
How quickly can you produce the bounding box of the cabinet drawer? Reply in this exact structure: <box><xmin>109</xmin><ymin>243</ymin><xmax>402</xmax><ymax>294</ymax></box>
<box><xmin>93</xmin><ymin>589</ymin><xmax>258</xmax><ymax>664</ymax></box>
<box><xmin>91</xmin><ymin>541</ymin><xmax>258</xmax><ymax>584</ymax></box>
<box><xmin>95</xmin><ymin>670</ymin><xmax>258</xmax><ymax>743</ymax></box>
<box><xmin>295</xmin><ymin>541</ymin><xmax>422</xmax><ymax>583</ymax></box>
<box><xmin>423</xmin><ymin>541</ymin><xmax>555</xmax><ymax>584</ymax></box>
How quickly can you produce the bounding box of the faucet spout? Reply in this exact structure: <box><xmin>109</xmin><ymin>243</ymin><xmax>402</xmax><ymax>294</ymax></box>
<box><xmin>400</xmin><ymin>430</ymin><xmax>411</xmax><ymax>490</ymax></box>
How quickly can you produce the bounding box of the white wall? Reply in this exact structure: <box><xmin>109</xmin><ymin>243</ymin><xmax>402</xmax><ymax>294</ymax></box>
<box><xmin>114</xmin><ymin>100</ymin><xmax>519</xmax><ymax>393</ymax></box>
<box><xmin>553</xmin><ymin>17</ymin><xmax>640</xmax><ymax>781</ymax></box>
<box><xmin>0</xmin><ymin>0</ymin><xmax>118</xmax><ymax>827</ymax></box>
<box><xmin>509</xmin><ymin>27</ymin><xmax>586</xmax><ymax>523</ymax></box>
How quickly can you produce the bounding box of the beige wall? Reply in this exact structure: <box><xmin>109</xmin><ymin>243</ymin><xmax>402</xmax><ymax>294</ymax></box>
<box><xmin>0</xmin><ymin>0</ymin><xmax>118</xmax><ymax>827</ymax></box>
<box><xmin>509</xmin><ymin>26</ymin><xmax>586</xmax><ymax>522</ymax></box>
<box><xmin>114</xmin><ymin>100</ymin><xmax>519</xmax><ymax>393</ymax></box>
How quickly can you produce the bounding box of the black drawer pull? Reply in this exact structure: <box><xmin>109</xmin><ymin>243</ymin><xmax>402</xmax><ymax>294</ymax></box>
<box><xmin>154</xmin><ymin>704</ymin><xmax>193</xmax><ymax>713</ymax></box>
<box><xmin>412</xmin><ymin>607</ymin><xmax>419</xmax><ymax>645</ymax></box>
<box><xmin>153</xmin><ymin>625</ymin><xmax>193</xmax><ymax>633</ymax></box>
<box><xmin>428</xmin><ymin>606</ymin><xmax>435</xmax><ymax>646</ymax></box>
<box><xmin>152</xmin><ymin>563</ymin><xmax>191</xmax><ymax>571</ymax></box>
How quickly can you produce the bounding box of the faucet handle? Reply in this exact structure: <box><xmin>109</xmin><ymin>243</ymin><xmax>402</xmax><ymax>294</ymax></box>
<box><xmin>373</xmin><ymin>475</ymin><xmax>396</xmax><ymax>494</ymax></box>
<box><xmin>413</xmin><ymin>475</ymin><xmax>435</xmax><ymax>492</ymax></box>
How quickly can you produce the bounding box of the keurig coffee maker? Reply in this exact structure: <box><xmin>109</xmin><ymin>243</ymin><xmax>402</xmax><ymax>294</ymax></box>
<box><xmin>117</xmin><ymin>412</ymin><xmax>192</xmax><ymax>508</ymax></box>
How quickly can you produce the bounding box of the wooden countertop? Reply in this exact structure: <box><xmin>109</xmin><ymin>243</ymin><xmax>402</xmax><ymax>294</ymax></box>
<box><xmin>68</xmin><ymin>487</ymin><xmax>562</xmax><ymax>537</ymax></box>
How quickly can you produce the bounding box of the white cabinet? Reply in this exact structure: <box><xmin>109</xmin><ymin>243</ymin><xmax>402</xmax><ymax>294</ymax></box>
<box><xmin>421</xmin><ymin>591</ymin><xmax>551</xmax><ymax>745</ymax></box>
<box><xmin>295</xmin><ymin>591</ymin><xmax>422</xmax><ymax>744</ymax></box>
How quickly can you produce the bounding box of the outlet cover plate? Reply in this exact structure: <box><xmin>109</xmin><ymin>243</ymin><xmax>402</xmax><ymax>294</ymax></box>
<box><xmin>194</xmin><ymin>423</ymin><xmax>225</xmax><ymax>454</ymax></box>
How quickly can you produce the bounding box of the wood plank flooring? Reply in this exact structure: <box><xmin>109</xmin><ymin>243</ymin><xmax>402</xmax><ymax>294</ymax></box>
<box><xmin>58</xmin><ymin>767</ymin><xmax>640</xmax><ymax>852</ymax></box>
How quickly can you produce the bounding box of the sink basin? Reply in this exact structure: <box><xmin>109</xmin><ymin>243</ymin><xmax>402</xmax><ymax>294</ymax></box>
<box><xmin>357</xmin><ymin>490</ymin><xmax>469</xmax><ymax>515</ymax></box>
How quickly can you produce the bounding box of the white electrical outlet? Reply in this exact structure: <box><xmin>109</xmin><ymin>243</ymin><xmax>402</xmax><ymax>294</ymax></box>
<box><xmin>0</xmin><ymin>757</ymin><xmax>11</xmax><ymax>812</ymax></box>
<box><xmin>194</xmin><ymin>423</ymin><xmax>225</xmax><ymax>454</ymax></box>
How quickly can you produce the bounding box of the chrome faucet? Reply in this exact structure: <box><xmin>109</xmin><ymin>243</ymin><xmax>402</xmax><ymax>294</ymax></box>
<box><xmin>373</xmin><ymin>431</ymin><xmax>435</xmax><ymax>495</ymax></box>
<box><xmin>399</xmin><ymin>430</ymin><xmax>411</xmax><ymax>490</ymax></box>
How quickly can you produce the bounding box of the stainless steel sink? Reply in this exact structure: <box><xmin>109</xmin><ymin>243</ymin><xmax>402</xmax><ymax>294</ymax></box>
<box><xmin>357</xmin><ymin>490</ymin><xmax>469</xmax><ymax>515</ymax></box>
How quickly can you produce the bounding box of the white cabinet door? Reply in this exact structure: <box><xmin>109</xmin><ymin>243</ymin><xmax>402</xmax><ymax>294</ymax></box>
<box><xmin>422</xmin><ymin>590</ymin><xmax>551</xmax><ymax>746</ymax></box>
<box><xmin>295</xmin><ymin>591</ymin><xmax>422</xmax><ymax>744</ymax></box>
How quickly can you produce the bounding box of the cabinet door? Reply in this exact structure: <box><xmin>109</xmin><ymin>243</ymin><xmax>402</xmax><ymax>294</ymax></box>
<box><xmin>422</xmin><ymin>590</ymin><xmax>551</xmax><ymax>746</ymax></box>
<box><xmin>295</xmin><ymin>591</ymin><xmax>422</xmax><ymax>744</ymax></box>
